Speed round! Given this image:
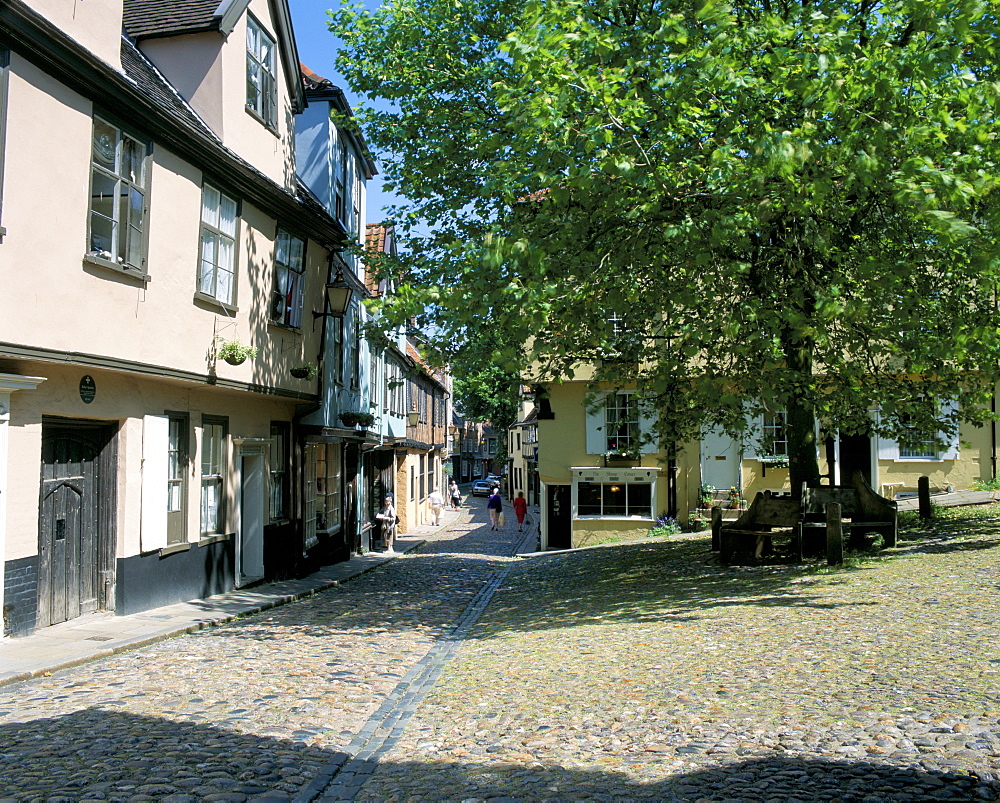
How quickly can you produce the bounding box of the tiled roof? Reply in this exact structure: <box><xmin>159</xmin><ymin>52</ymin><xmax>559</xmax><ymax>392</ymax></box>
<box><xmin>123</xmin><ymin>0</ymin><xmax>225</xmax><ymax>40</ymax></box>
<box><xmin>365</xmin><ymin>223</ymin><xmax>388</xmax><ymax>253</ymax></box>
<box><xmin>301</xmin><ymin>62</ymin><xmax>331</xmax><ymax>91</ymax></box>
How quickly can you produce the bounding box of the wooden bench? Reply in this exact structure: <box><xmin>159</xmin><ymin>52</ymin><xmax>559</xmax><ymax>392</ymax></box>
<box><xmin>716</xmin><ymin>491</ymin><xmax>803</xmax><ymax>565</ymax></box>
<box><xmin>800</xmin><ymin>472</ymin><xmax>897</xmax><ymax>551</ymax></box>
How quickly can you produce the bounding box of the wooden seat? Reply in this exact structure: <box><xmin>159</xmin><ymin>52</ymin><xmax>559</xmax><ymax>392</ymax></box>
<box><xmin>801</xmin><ymin>472</ymin><xmax>897</xmax><ymax>549</ymax></box>
<box><xmin>716</xmin><ymin>492</ymin><xmax>803</xmax><ymax>564</ymax></box>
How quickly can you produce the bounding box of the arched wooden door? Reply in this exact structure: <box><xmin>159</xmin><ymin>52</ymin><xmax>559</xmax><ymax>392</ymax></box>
<box><xmin>38</xmin><ymin>420</ymin><xmax>116</xmax><ymax>627</ymax></box>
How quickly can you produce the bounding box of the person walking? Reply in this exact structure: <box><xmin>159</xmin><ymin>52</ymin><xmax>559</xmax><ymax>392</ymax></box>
<box><xmin>449</xmin><ymin>480</ymin><xmax>461</xmax><ymax>510</ymax></box>
<box><xmin>428</xmin><ymin>487</ymin><xmax>445</xmax><ymax>526</ymax></box>
<box><xmin>375</xmin><ymin>495</ymin><xmax>397</xmax><ymax>553</ymax></box>
<box><xmin>512</xmin><ymin>491</ymin><xmax>528</xmax><ymax>532</ymax></box>
<box><xmin>487</xmin><ymin>486</ymin><xmax>503</xmax><ymax>531</ymax></box>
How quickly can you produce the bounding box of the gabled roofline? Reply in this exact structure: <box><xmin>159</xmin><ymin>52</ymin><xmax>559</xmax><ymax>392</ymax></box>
<box><xmin>0</xmin><ymin>0</ymin><xmax>344</xmax><ymax>248</ymax></box>
<box><xmin>214</xmin><ymin>0</ymin><xmax>251</xmax><ymax>35</ymax></box>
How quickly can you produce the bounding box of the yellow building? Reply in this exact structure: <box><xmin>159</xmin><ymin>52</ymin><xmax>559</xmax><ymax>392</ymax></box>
<box><xmin>531</xmin><ymin>379</ymin><xmax>997</xmax><ymax>551</ymax></box>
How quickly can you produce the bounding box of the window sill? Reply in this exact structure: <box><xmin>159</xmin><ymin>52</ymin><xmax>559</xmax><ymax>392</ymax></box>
<box><xmin>267</xmin><ymin>320</ymin><xmax>302</xmax><ymax>335</ymax></box>
<box><xmin>193</xmin><ymin>291</ymin><xmax>238</xmax><ymax>315</ymax></box>
<box><xmin>575</xmin><ymin>515</ymin><xmax>655</xmax><ymax>521</ymax></box>
<box><xmin>199</xmin><ymin>533</ymin><xmax>230</xmax><ymax>546</ymax></box>
<box><xmin>245</xmin><ymin>104</ymin><xmax>279</xmax><ymax>137</ymax></box>
<box><xmin>83</xmin><ymin>253</ymin><xmax>150</xmax><ymax>283</ymax></box>
<box><xmin>158</xmin><ymin>541</ymin><xmax>192</xmax><ymax>557</ymax></box>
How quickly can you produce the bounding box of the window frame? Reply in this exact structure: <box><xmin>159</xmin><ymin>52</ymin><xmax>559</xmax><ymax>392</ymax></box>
<box><xmin>269</xmin><ymin>422</ymin><xmax>290</xmax><ymax>522</ymax></box>
<box><xmin>200</xmin><ymin>416</ymin><xmax>228</xmax><ymax>537</ymax></box>
<box><xmin>196</xmin><ymin>183</ymin><xmax>240</xmax><ymax>309</ymax></box>
<box><xmin>166</xmin><ymin>414</ymin><xmax>189</xmax><ymax>546</ymax></box>
<box><xmin>575</xmin><ymin>480</ymin><xmax>654</xmax><ymax>520</ymax></box>
<box><xmin>245</xmin><ymin>14</ymin><xmax>277</xmax><ymax>129</ymax></box>
<box><xmin>270</xmin><ymin>228</ymin><xmax>306</xmax><ymax>328</ymax></box>
<box><xmin>604</xmin><ymin>391</ymin><xmax>640</xmax><ymax>455</ymax></box>
<box><xmin>86</xmin><ymin>115</ymin><xmax>151</xmax><ymax>277</ymax></box>
<box><xmin>761</xmin><ymin>411</ymin><xmax>788</xmax><ymax>458</ymax></box>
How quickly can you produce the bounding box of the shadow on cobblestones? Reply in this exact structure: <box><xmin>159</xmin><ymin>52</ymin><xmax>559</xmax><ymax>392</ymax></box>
<box><xmin>4</xmin><ymin>704</ymin><xmax>996</xmax><ymax>801</ymax></box>
<box><xmin>357</xmin><ymin>755</ymin><xmax>999</xmax><ymax>801</ymax></box>
<box><xmin>0</xmin><ymin>708</ymin><xmax>338</xmax><ymax>797</ymax></box>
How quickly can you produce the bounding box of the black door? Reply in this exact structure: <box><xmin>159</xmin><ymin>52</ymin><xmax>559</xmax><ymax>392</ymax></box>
<box><xmin>38</xmin><ymin>420</ymin><xmax>116</xmax><ymax>627</ymax></box>
<box><xmin>546</xmin><ymin>484</ymin><xmax>572</xmax><ymax>549</ymax></box>
<box><xmin>839</xmin><ymin>434</ymin><xmax>872</xmax><ymax>486</ymax></box>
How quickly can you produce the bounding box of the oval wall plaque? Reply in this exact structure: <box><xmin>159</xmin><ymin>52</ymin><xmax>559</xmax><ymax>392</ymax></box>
<box><xmin>80</xmin><ymin>375</ymin><xmax>96</xmax><ymax>404</ymax></box>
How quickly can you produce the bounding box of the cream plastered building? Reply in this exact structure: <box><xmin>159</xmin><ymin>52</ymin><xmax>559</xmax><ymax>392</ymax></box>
<box><xmin>0</xmin><ymin>0</ymin><xmax>357</xmax><ymax>636</ymax></box>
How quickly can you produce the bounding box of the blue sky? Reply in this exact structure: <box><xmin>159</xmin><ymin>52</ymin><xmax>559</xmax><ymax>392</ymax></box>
<box><xmin>289</xmin><ymin>0</ymin><xmax>397</xmax><ymax>222</ymax></box>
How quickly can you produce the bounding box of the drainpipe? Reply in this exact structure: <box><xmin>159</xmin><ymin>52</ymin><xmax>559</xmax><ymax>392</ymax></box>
<box><xmin>992</xmin><ymin>393</ymin><xmax>997</xmax><ymax>481</ymax></box>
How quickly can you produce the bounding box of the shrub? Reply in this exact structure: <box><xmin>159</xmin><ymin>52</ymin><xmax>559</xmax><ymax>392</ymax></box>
<box><xmin>649</xmin><ymin>514</ymin><xmax>681</xmax><ymax>538</ymax></box>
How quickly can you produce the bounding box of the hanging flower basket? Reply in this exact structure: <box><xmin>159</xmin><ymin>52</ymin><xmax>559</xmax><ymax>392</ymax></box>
<box><xmin>339</xmin><ymin>411</ymin><xmax>374</xmax><ymax>429</ymax></box>
<box><xmin>217</xmin><ymin>339</ymin><xmax>257</xmax><ymax>366</ymax></box>
<box><xmin>290</xmin><ymin>364</ymin><xmax>316</xmax><ymax>379</ymax></box>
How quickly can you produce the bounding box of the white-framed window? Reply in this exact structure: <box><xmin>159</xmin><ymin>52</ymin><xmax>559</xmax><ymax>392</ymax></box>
<box><xmin>898</xmin><ymin>426</ymin><xmax>938</xmax><ymax>459</ymax></box>
<box><xmin>88</xmin><ymin>117</ymin><xmax>149</xmax><ymax>270</ymax></box>
<box><xmin>577</xmin><ymin>481</ymin><xmax>653</xmax><ymax>518</ymax></box>
<box><xmin>605</xmin><ymin>392</ymin><xmax>639</xmax><ymax>454</ymax></box>
<box><xmin>198</xmin><ymin>184</ymin><xmax>238</xmax><ymax>305</ymax></box>
<box><xmin>762</xmin><ymin>411</ymin><xmax>788</xmax><ymax>457</ymax></box>
<box><xmin>270</xmin><ymin>229</ymin><xmax>305</xmax><ymax>326</ymax></box>
<box><xmin>200</xmin><ymin>417</ymin><xmax>227</xmax><ymax>535</ymax></box>
<box><xmin>246</xmin><ymin>15</ymin><xmax>277</xmax><ymax>127</ymax></box>
<box><xmin>879</xmin><ymin>400</ymin><xmax>959</xmax><ymax>462</ymax></box>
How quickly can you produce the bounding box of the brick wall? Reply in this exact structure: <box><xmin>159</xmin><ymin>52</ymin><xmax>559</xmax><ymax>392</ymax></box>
<box><xmin>3</xmin><ymin>555</ymin><xmax>38</xmax><ymax>637</ymax></box>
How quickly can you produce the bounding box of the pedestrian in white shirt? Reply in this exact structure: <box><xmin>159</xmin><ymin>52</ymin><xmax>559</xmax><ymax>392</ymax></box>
<box><xmin>428</xmin><ymin>487</ymin><xmax>445</xmax><ymax>526</ymax></box>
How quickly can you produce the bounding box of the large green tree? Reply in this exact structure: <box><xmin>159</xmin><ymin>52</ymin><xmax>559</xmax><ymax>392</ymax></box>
<box><xmin>336</xmin><ymin>0</ymin><xmax>1000</xmax><ymax>493</ymax></box>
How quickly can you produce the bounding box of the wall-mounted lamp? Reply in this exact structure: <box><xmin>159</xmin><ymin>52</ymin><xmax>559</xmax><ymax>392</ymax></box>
<box><xmin>313</xmin><ymin>268</ymin><xmax>353</xmax><ymax>319</ymax></box>
<box><xmin>448</xmin><ymin>425</ymin><xmax>458</xmax><ymax>436</ymax></box>
<box><xmin>407</xmin><ymin>411</ymin><xmax>420</xmax><ymax>427</ymax></box>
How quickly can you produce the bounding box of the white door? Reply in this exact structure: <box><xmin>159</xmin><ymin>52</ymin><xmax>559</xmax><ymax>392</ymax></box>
<box><xmin>237</xmin><ymin>452</ymin><xmax>265</xmax><ymax>586</ymax></box>
<box><xmin>700</xmin><ymin>426</ymin><xmax>741</xmax><ymax>491</ymax></box>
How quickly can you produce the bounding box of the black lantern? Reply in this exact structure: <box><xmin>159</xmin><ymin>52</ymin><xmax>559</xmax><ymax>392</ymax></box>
<box><xmin>313</xmin><ymin>268</ymin><xmax>353</xmax><ymax>319</ymax></box>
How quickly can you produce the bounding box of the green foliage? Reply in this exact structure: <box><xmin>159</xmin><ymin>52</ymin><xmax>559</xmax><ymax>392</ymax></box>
<box><xmin>972</xmin><ymin>477</ymin><xmax>1000</xmax><ymax>491</ymax></box>
<box><xmin>331</xmin><ymin>1</ymin><xmax>1000</xmax><ymax>477</ymax></box>
<box><xmin>649</xmin><ymin>514</ymin><xmax>681</xmax><ymax>538</ymax></box>
<box><xmin>216</xmin><ymin>339</ymin><xmax>257</xmax><ymax>364</ymax></box>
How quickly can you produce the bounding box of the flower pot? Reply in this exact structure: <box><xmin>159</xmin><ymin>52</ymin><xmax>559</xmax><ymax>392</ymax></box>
<box><xmin>290</xmin><ymin>367</ymin><xmax>311</xmax><ymax>379</ymax></box>
<box><xmin>339</xmin><ymin>414</ymin><xmax>359</xmax><ymax>427</ymax></box>
<box><xmin>224</xmin><ymin>355</ymin><xmax>246</xmax><ymax>366</ymax></box>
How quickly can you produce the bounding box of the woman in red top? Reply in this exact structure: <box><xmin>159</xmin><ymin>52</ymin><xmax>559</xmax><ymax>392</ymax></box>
<box><xmin>512</xmin><ymin>492</ymin><xmax>528</xmax><ymax>532</ymax></box>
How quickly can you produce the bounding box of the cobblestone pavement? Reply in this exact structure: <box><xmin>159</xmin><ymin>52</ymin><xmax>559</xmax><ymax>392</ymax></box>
<box><xmin>0</xmin><ymin>509</ymin><xmax>998</xmax><ymax>801</ymax></box>
<box><xmin>356</xmin><ymin>522</ymin><xmax>1000</xmax><ymax>802</ymax></box>
<box><xmin>0</xmin><ymin>503</ymin><xmax>520</xmax><ymax>801</ymax></box>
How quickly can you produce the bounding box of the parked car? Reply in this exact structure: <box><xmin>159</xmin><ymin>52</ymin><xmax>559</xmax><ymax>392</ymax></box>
<box><xmin>472</xmin><ymin>475</ymin><xmax>502</xmax><ymax>497</ymax></box>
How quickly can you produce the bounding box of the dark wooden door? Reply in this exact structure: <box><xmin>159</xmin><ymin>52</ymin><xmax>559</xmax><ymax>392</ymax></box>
<box><xmin>546</xmin><ymin>484</ymin><xmax>572</xmax><ymax>549</ymax></box>
<box><xmin>38</xmin><ymin>421</ymin><xmax>115</xmax><ymax>627</ymax></box>
<box><xmin>839</xmin><ymin>434</ymin><xmax>872</xmax><ymax>487</ymax></box>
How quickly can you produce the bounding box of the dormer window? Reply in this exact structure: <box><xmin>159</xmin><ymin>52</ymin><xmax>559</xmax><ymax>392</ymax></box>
<box><xmin>246</xmin><ymin>16</ymin><xmax>277</xmax><ymax>128</ymax></box>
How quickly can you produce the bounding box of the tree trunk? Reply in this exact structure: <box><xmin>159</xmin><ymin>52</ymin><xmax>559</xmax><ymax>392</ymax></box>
<box><xmin>785</xmin><ymin>332</ymin><xmax>821</xmax><ymax>499</ymax></box>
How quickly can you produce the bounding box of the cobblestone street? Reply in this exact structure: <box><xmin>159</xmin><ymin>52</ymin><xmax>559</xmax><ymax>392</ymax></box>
<box><xmin>0</xmin><ymin>506</ymin><xmax>998</xmax><ymax>801</ymax></box>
